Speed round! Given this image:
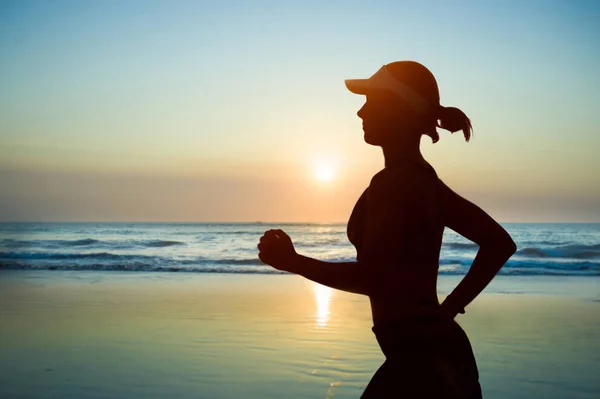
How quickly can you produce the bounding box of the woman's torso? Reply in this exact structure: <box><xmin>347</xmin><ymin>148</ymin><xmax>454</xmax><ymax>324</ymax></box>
<box><xmin>347</xmin><ymin>160</ymin><xmax>445</xmax><ymax>325</ymax></box>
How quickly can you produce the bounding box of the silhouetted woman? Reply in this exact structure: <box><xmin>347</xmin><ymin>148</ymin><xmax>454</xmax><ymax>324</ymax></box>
<box><xmin>257</xmin><ymin>61</ymin><xmax>517</xmax><ymax>398</ymax></box>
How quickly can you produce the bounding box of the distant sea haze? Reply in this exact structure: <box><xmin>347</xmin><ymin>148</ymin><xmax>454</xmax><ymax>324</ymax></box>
<box><xmin>0</xmin><ymin>223</ymin><xmax>598</xmax><ymax>276</ymax></box>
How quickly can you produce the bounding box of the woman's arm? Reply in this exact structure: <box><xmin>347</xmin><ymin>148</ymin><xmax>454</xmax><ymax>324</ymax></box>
<box><xmin>258</xmin><ymin>229</ymin><xmax>371</xmax><ymax>295</ymax></box>
<box><xmin>438</xmin><ymin>181</ymin><xmax>517</xmax><ymax>317</ymax></box>
<box><xmin>287</xmin><ymin>255</ymin><xmax>369</xmax><ymax>295</ymax></box>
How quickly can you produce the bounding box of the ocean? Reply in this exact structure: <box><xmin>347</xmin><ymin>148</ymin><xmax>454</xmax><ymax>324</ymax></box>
<box><xmin>0</xmin><ymin>222</ymin><xmax>598</xmax><ymax>276</ymax></box>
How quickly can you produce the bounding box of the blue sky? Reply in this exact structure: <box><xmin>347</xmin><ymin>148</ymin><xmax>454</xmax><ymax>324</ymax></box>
<box><xmin>1</xmin><ymin>0</ymin><xmax>599</xmax><ymax>222</ymax></box>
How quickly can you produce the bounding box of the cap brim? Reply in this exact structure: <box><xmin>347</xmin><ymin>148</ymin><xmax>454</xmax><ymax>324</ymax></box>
<box><xmin>344</xmin><ymin>79</ymin><xmax>370</xmax><ymax>95</ymax></box>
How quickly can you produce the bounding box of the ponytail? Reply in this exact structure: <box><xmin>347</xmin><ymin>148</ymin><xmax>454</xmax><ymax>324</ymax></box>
<box><xmin>436</xmin><ymin>105</ymin><xmax>472</xmax><ymax>142</ymax></box>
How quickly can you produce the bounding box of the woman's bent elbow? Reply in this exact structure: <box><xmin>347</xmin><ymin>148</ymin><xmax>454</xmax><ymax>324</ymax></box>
<box><xmin>495</xmin><ymin>233</ymin><xmax>517</xmax><ymax>258</ymax></box>
<box><xmin>505</xmin><ymin>238</ymin><xmax>517</xmax><ymax>256</ymax></box>
<box><xmin>485</xmin><ymin>232</ymin><xmax>517</xmax><ymax>257</ymax></box>
<box><xmin>495</xmin><ymin>226</ymin><xmax>517</xmax><ymax>256</ymax></box>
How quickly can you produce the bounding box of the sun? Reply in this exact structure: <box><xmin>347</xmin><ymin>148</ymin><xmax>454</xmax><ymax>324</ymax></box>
<box><xmin>314</xmin><ymin>163</ymin><xmax>335</xmax><ymax>182</ymax></box>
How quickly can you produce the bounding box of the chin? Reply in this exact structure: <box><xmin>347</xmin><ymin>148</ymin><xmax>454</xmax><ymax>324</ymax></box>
<box><xmin>364</xmin><ymin>133</ymin><xmax>382</xmax><ymax>146</ymax></box>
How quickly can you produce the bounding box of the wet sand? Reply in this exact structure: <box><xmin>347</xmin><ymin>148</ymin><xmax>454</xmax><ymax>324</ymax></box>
<box><xmin>0</xmin><ymin>271</ymin><xmax>598</xmax><ymax>398</ymax></box>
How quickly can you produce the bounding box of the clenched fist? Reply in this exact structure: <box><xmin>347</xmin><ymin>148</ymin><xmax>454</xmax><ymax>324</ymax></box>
<box><xmin>257</xmin><ymin>229</ymin><xmax>298</xmax><ymax>273</ymax></box>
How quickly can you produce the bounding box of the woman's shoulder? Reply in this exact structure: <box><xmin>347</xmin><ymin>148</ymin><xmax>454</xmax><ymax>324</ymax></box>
<box><xmin>370</xmin><ymin>166</ymin><xmax>410</xmax><ymax>185</ymax></box>
<box><xmin>369</xmin><ymin>162</ymin><xmax>434</xmax><ymax>194</ymax></box>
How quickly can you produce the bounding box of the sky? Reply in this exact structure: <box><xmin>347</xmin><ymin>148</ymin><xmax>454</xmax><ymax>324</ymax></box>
<box><xmin>1</xmin><ymin>0</ymin><xmax>599</xmax><ymax>223</ymax></box>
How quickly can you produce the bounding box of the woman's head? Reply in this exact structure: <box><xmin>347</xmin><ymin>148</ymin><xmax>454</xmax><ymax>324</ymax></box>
<box><xmin>346</xmin><ymin>61</ymin><xmax>472</xmax><ymax>146</ymax></box>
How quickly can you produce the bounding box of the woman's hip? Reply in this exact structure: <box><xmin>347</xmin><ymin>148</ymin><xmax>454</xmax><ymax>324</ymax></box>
<box><xmin>364</xmin><ymin>317</ymin><xmax>482</xmax><ymax>397</ymax></box>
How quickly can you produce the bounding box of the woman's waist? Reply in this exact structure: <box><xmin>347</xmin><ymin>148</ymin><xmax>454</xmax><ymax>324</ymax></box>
<box><xmin>363</xmin><ymin>263</ymin><xmax>438</xmax><ymax>294</ymax></box>
<box><xmin>368</xmin><ymin>282</ymin><xmax>439</xmax><ymax>315</ymax></box>
<box><xmin>370</xmin><ymin>300</ymin><xmax>441</xmax><ymax>327</ymax></box>
<box><xmin>371</xmin><ymin>315</ymin><xmax>469</xmax><ymax>358</ymax></box>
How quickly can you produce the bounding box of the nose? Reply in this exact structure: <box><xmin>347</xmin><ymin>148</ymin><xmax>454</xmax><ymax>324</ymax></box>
<box><xmin>357</xmin><ymin>102</ymin><xmax>367</xmax><ymax>120</ymax></box>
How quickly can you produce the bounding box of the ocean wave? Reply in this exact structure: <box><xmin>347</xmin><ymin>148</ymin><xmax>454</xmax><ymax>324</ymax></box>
<box><xmin>0</xmin><ymin>262</ymin><xmax>596</xmax><ymax>276</ymax></box>
<box><xmin>62</xmin><ymin>238</ymin><xmax>99</xmax><ymax>246</ymax></box>
<box><xmin>0</xmin><ymin>252</ymin><xmax>266</xmax><ymax>266</ymax></box>
<box><xmin>139</xmin><ymin>240</ymin><xmax>184</xmax><ymax>248</ymax></box>
<box><xmin>0</xmin><ymin>262</ymin><xmax>286</xmax><ymax>274</ymax></box>
<box><xmin>515</xmin><ymin>244</ymin><xmax>600</xmax><ymax>259</ymax></box>
<box><xmin>520</xmin><ymin>240</ymin><xmax>566</xmax><ymax>246</ymax></box>
<box><xmin>0</xmin><ymin>238</ymin><xmax>185</xmax><ymax>250</ymax></box>
<box><xmin>438</xmin><ymin>257</ymin><xmax>599</xmax><ymax>275</ymax></box>
<box><xmin>87</xmin><ymin>229</ymin><xmax>141</xmax><ymax>235</ymax></box>
<box><xmin>0</xmin><ymin>238</ymin><xmax>100</xmax><ymax>247</ymax></box>
<box><xmin>199</xmin><ymin>258</ymin><xmax>265</xmax><ymax>266</ymax></box>
<box><xmin>0</xmin><ymin>251</ymin><xmax>157</xmax><ymax>261</ymax></box>
<box><xmin>1</xmin><ymin>257</ymin><xmax>598</xmax><ymax>276</ymax></box>
<box><xmin>517</xmin><ymin>248</ymin><xmax>546</xmax><ymax>257</ymax></box>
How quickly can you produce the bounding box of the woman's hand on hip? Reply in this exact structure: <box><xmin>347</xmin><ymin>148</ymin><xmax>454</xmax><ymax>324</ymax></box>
<box><xmin>439</xmin><ymin>301</ymin><xmax>466</xmax><ymax>320</ymax></box>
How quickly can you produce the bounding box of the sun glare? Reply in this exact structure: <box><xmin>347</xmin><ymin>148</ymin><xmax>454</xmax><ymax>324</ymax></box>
<box><xmin>313</xmin><ymin>283</ymin><xmax>332</xmax><ymax>327</ymax></box>
<box><xmin>314</xmin><ymin>163</ymin><xmax>335</xmax><ymax>182</ymax></box>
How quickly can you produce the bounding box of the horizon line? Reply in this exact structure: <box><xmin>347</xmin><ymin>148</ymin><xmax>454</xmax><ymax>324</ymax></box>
<box><xmin>1</xmin><ymin>221</ymin><xmax>599</xmax><ymax>225</ymax></box>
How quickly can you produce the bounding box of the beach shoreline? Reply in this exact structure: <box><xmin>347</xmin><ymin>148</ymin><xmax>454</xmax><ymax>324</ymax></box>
<box><xmin>1</xmin><ymin>271</ymin><xmax>599</xmax><ymax>398</ymax></box>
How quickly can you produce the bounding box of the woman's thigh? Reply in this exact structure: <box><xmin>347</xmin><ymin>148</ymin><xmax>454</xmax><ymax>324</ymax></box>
<box><xmin>361</xmin><ymin>358</ymin><xmax>482</xmax><ymax>398</ymax></box>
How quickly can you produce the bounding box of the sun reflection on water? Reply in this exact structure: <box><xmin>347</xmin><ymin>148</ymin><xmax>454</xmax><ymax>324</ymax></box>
<box><xmin>313</xmin><ymin>283</ymin><xmax>333</xmax><ymax>327</ymax></box>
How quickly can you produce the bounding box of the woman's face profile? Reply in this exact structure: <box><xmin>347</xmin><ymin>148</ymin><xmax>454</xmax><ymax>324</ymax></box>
<box><xmin>357</xmin><ymin>90</ymin><xmax>413</xmax><ymax>146</ymax></box>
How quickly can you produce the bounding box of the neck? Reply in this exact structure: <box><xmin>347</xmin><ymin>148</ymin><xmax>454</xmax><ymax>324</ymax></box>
<box><xmin>382</xmin><ymin>134</ymin><xmax>425</xmax><ymax>168</ymax></box>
